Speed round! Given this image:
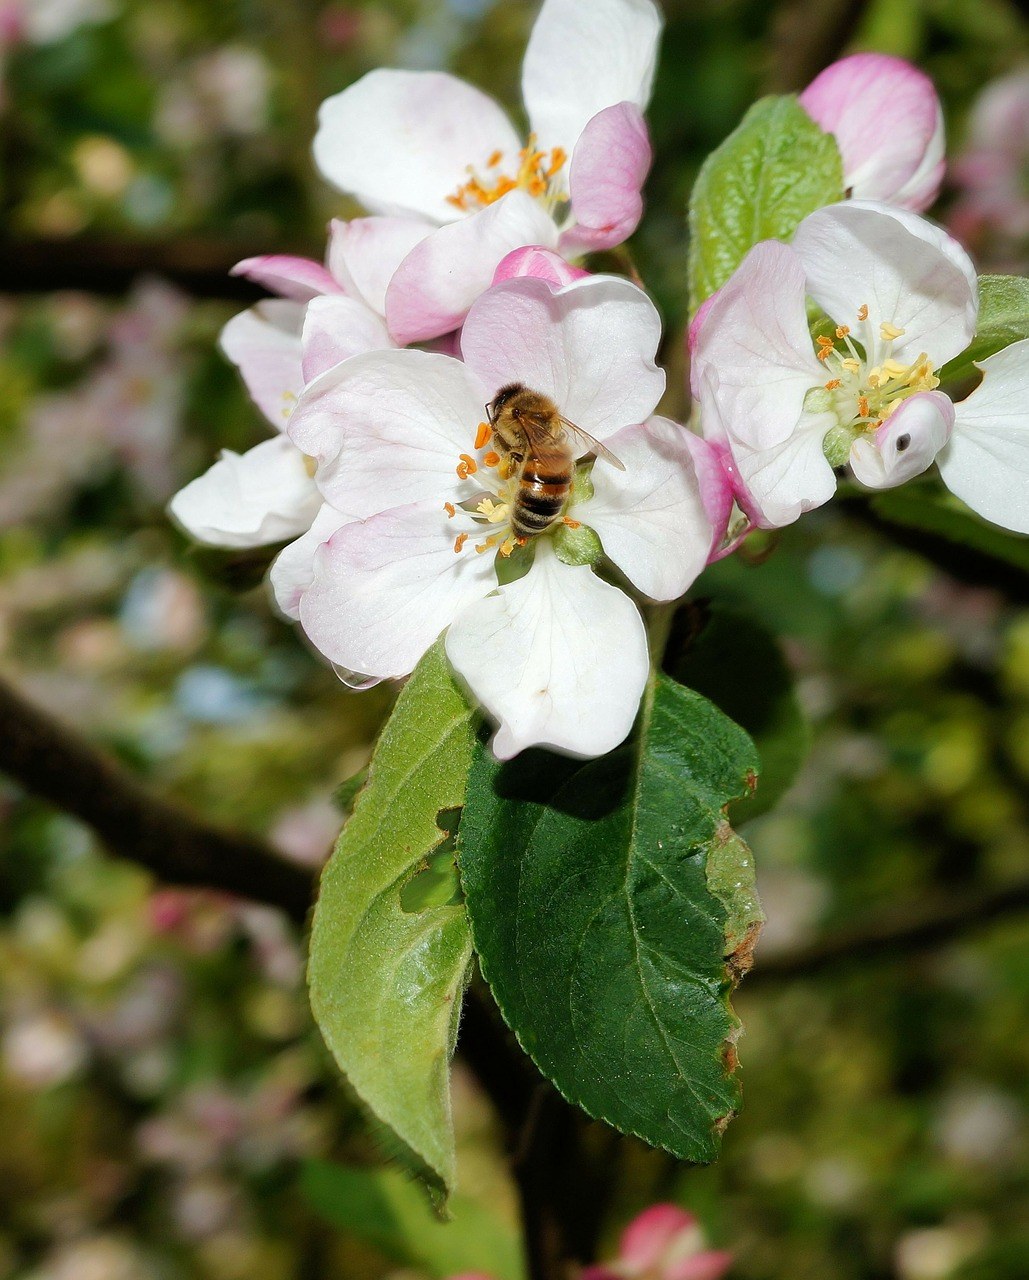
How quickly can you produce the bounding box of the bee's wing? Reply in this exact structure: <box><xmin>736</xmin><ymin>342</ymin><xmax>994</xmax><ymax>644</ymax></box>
<box><xmin>558</xmin><ymin>416</ymin><xmax>626</xmax><ymax>471</ymax></box>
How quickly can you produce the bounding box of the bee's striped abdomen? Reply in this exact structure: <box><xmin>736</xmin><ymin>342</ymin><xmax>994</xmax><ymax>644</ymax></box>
<box><xmin>511</xmin><ymin>457</ymin><xmax>573</xmax><ymax>538</ymax></box>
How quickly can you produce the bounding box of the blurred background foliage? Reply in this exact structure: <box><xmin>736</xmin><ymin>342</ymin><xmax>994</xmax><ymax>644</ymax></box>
<box><xmin>0</xmin><ymin>0</ymin><xmax>1028</xmax><ymax>1278</ymax></box>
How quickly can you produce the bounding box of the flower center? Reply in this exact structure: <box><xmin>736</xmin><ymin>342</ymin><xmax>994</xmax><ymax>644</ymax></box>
<box><xmin>812</xmin><ymin>305</ymin><xmax>941</xmax><ymax>430</ymax></box>
<box><xmin>446</xmin><ymin>134</ymin><xmax>568</xmax><ymax>213</ymax></box>
<box><xmin>810</xmin><ymin>304</ymin><xmax>941</xmax><ymax>467</ymax></box>
<box><xmin>444</xmin><ymin>419</ymin><xmax>582</xmax><ymax>559</ymax></box>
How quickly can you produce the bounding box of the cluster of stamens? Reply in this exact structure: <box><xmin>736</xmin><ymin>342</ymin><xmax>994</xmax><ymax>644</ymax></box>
<box><xmin>814</xmin><ymin>303</ymin><xmax>940</xmax><ymax>429</ymax></box>
<box><xmin>444</xmin><ymin>420</ymin><xmax>578</xmax><ymax>559</ymax></box>
<box><xmin>446</xmin><ymin>134</ymin><xmax>567</xmax><ymax>213</ymax></box>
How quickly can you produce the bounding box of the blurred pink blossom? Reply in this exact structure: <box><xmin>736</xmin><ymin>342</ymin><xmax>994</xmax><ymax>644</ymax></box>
<box><xmin>947</xmin><ymin>67</ymin><xmax>1029</xmax><ymax>272</ymax></box>
<box><xmin>581</xmin><ymin>1205</ymin><xmax>733</xmax><ymax>1280</ymax></box>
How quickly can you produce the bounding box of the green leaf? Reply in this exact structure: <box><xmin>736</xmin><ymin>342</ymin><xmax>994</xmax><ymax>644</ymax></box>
<box><xmin>666</xmin><ymin>602</ymin><xmax>810</xmax><ymax>823</ymax></box>
<box><xmin>940</xmin><ymin>275</ymin><xmax>1029</xmax><ymax>386</ymax></box>
<box><xmin>308</xmin><ymin>640</ymin><xmax>475</xmax><ymax>1201</ymax></box>
<box><xmin>688</xmin><ymin>94</ymin><xmax>843</xmax><ymax>314</ymax></box>
<box><xmin>459</xmin><ymin>675</ymin><xmax>763</xmax><ymax>1163</ymax></box>
<box><xmin>302</xmin><ymin>1161</ymin><xmax>524</xmax><ymax>1280</ymax></box>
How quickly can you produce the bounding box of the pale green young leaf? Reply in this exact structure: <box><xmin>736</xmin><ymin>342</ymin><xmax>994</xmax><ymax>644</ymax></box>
<box><xmin>940</xmin><ymin>275</ymin><xmax>1029</xmax><ymax>387</ymax></box>
<box><xmin>302</xmin><ymin>1161</ymin><xmax>525</xmax><ymax>1280</ymax></box>
<box><xmin>459</xmin><ymin>674</ymin><xmax>762</xmax><ymax>1163</ymax></box>
<box><xmin>308</xmin><ymin>639</ymin><xmax>475</xmax><ymax>1202</ymax></box>
<box><xmin>688</xmin><ymin>94</ymin><xmax>843</xmax><ymax>314</ymax></box>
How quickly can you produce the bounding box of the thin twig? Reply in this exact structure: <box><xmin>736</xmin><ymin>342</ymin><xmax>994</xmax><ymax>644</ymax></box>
<box><xmin>0</xmin><ymin>237</ymin><xmax>267</xmax><ymax>299</ymax></box>
<box><xmin>746</xmin><ymin>877</ymin><xmax>1029</xmax><ymax>985</ymax></box>
<box><xmin>0</xmin><ymin>669</ymin><xmax>314</xmax><ymax>921</ymax></box>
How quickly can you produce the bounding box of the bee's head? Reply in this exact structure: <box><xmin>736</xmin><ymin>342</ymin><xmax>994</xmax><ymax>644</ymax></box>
<box><xmin>488</xmin><ymin>382</ymin><xmax>525</xmax><ymax>422</ymax></box>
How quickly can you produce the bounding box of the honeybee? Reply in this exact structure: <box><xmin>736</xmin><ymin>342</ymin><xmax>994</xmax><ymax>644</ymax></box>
<box><xmin>487</xmin><ymin>383</ymin><xmax>625</xmax><ymax>540</ymax></box>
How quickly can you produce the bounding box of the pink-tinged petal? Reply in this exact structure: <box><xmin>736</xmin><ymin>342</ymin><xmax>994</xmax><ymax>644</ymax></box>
<box><xmin>300</xmin><ymin>295</ymin><xmax>394</xmax><ymax>382</ymax></box>
<box><xmin>460</xmin><ymin>274</ymin><xmax>664</xmax><ymax>443</ymax></box>
<box><xmin>681</xmin><ymin>432</ymin><xmax>735</xmax><ymax>558</ymax></box>
<box><xmin>620</xmin><ymin>1205</ymin><xmax>700</xmax><ymax>1272</ymax></box>
<box><xmin>287</xmin><ymin>348</ymin><xmax>487</xmax><ymax>516</ymax></box>
<box><xmin>522</xmin><ymin>0</ymin><xmax>662</xmax><ymax>158</ymax></box>
<box><xmin>800</xmin><ymin>53</ymin><xmax>944</xmax><ymax>211</ymax></box>
<box><xmin>230</xmin><ymin>254</ymin><xmax>342</xmax><ymax>302</ymax></box>
<box><xmin>939</xmin><ymin>339</ymin><xmax>1029</xmax><ymax>533</ymax></box>
<box><xmin>385</xmin><ymin>192</ymin><xmax>560</xmax><ymax>345</ymax></box>
<box><xmin>327</xmin><ymin>215</ymin><xmax>433</xmax><ymax>316</ymax></box>
<box><xmin>168</xmin><ymin>436</ymin><xmax>320</xmax><ymax>549</ymax></box>
<box><xmin>665</xmin><ymin>1250</ymin><xmax>735</xmax><ymax>1280</ymax></box>
<box><xmin>220</xmin><ymin>301</ymin><xmax>305</xmax><ymax>429</ymax></box>
<box><xmin>849</xmin><ymin>391</ymin><xmax>954</xmax><ymax>489</ymax></box>
<box><xmin>791</xmin><ymin>202</ymin><xmax>978</xmax><ymax>368</ymax></box>
<box><xmin>446</xmin><ymin>542</ymin><xmax>648</xmax><ymax>760</ymax></box>
<box><xmin>299</xmin><ymin>499</ymin><xmax>497</xmax><ymax>680</ymax></box>
<box><xmin>560</xmin><ymin>102</ymin><xmax>652</xmax><ymax>255</ymax></box>
<box><xmin>690</xmin><ymin>241</ymin><xmax>822</xmax><ymax>451</ymax></box>
<box><xmin>732</xmin><ymin>410</ymin><xmax>838</xmax><ymax>529</ymax></box>
<box><xmin>493</xmin><ymin>245</ymin><xmax>590</xmax><ymax>287</ymax></box>
<box><xmin>585</xmin><ymin>417</ymin><xmax>712</xmax><ymax>600</ymax></box>
<box><xmin>687</xmin><ymin>290</ymin><xmax>719</xmax><ymax>373</ymax></box>
<box><xmin>579</xmin><ymin>1269</ymin><xmax>623</xmax><ymax>1280</ymax></box>
<box><xmin>270</xmin><ymin>502</ymin><xmax>354</xmax><ymax>619</ymax></box>
<box><xmin>313</xmin><ymin>69</ymin><xmax>521</xmax><ymax>224</ymax></box>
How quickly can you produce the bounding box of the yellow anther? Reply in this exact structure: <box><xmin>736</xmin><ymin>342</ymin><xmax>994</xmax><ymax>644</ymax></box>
<box><xmin>835</xmin><ymin>326</ymin><xmax>850</xmax><ymax>339</ymax></box>
<box><xmin>841</xmin><ymin>358</ymin><xmax>861</xmax><ymax>374</ymax></box>
<box><xmin>858</xmin><ymin>395</ymin><xmax>870</xmax><ymax>419</ymax></box>
<box><xmin>483</xmin><ymin>450</ymin><xmax>501</xmax><ymax>468</ymax></box>
<box><xmin>882</xmin><ymin>359</ymin><xmax>909</xmax><ymax>379</ymax></box>
<box><xmin>857</xmin><ymin>304</ymin><xmax>869</xmax><ymax>321</ymax></box>
<box><xmin>499</xmin><ymin>537</ymin><xmax>517</xmax><ymax>558</ymax></box>
<box><xmin>474</xmin><ymin>421</ymin><xmax>492</xmax><ymax>449</ymax></box>
<box><xmin>562</xmin><ymin>516</ymin><xmax>581</xmax><ymax>529</ymax></box>
<box><xmin>824</xmin><ymin>378</ymin><xmax>842</xmax><ymax>391</ymax></box>
<box><xmin>446</xmin><ymin>133</ymin><xmax>568</xmax><ymax>211</ymax></box>
<box><xmin>444</xmin><ymin>502</ymin><xmax>456</xmax><ymax>518</ymax></box>
<box><xmin>880</xmin><ymin>321</ymin><xmax>906</xmax><ymax>341</ymax></box>
<box><xmin>453</xmin><ymin>533</ymin><xmax>468</xmax><ymax>553</ymax></box>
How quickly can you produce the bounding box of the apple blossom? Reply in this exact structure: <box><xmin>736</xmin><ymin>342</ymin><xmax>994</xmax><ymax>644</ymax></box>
<box><xmin>312</xmin><ymin>0</ymin><xmax>660</xmax><ymax>344</ymax></box>
<box><xmin>691</xmin><ymin>201</ymin><xmax>1029</xmax><ymax>533</ymax></box>
<box><xmin>581</xmin><ymin>1204</ymin><xmax>733</xmax><ymax>1280</ymax></box>
<box><xmin>285</xmin><ymin>274</ymin><xmax>722</xmax><ymax>759</ymax></box>
<box><xmin>168</xmin><ymin>218</ymin><xmax>417</xmax><ymax>550</ymax></box>
<box><xmin>799</xmin><ymin>53</ymin><xmax>945</xmax><ymax>212</ymax></box>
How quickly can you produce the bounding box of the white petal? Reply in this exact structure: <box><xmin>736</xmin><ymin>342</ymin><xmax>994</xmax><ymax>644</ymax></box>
<box><xmin>460</xmin><ymin>274</ymin><xmax>664</xmax><ymax>443</ymax></box>
<box><xmin>219</xmin><ymin>301</ymin><xmax>304</xmax><ymax>429</ymax></box>
<box><xmin>287</xmin><ymin>348</ymin><xmax>487</xmax><ymax>516</ymax></box>
<box><xmin>269</xmin><ymin>502</ymin><xmax>354</xmax><ymax>619</ymax></box>
<box><xmin>690</xmin><ymin>240</ymin><xmax>823</xmax><ymax>450</ymax></box>
<box><xmin>300</xmin><ymin>295</ymin><xmax>394</xmax><ymax>382</ymax></box>
<box><xmin>446</xmin><ymin>542</ymin><xmax>648</xmax><ymax>759</ymax></box>
<box><xmin>732</xmin><ymin>411</ymin><xmax>839</xmax><ymax>529</ymax></box>
<box><xmin>584</xmin><ymin>417</ymin><xmax>712</xmax><ymax>600</ymax></box>
<box><xmin>168</xmin><ymin>436</ymin><xmax>320</xmax><ymax>549</ymax></box>
<box><xmin>521</xmin><ymin>0</ymin><xmax>662</xmax><ymax>157</ymax></box>
<box><xmin>230</xmin><ymin>254</ymin><xmax>342</xmax><ymax>302</ymax></box>
<box><xmin>313</xmin><ymin>69</ymin><xmax>521</xmax><ymax>223</ymax></box>
<box><xmin>791</xmin><ymin>201</ymin><xmax>978</xmax><ymax>368</ymax></box>
<box><xmin>849</xmin><ymin>391</ymin><xmax>954</xmax><ymax>489</ymax></box>
<box><xmin>939</xmin><ymin>339</ymin><xmax>1029</xmax><ymax>533</ymax></box>
<box><xmin>384</xmin><ymin>192</ymin><xmax>559</xmax><ymax>345</ymax></box>
<box><xmin>299</xmin><ymin>499</ymin><xmax>497</xmax><ymax>679</ymax></box>
<box><xmin>326</xmin><ymin>216</ymin><xmax>432</xmax><ymax>316</ymax></box>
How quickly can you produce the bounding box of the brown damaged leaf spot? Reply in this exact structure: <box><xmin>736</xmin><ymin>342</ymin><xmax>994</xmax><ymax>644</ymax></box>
<box><xmin>713</xmin><ymin>1108</ymin><xmax>737</xmax><ymax>1138</ymax></box>
<box><xmin>726</xmin><ymin>919</ymin><xmax>763</xmax><ymax>984</ymax></box>
<box><xmin>745</xmin><ymin>768</ymin><xmax>758</xmax><ymax>796</ymax></box>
